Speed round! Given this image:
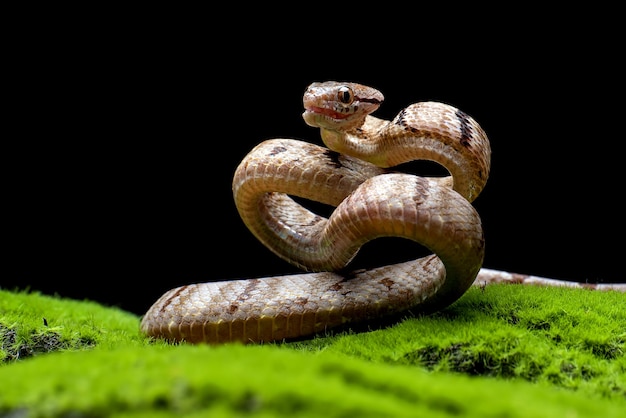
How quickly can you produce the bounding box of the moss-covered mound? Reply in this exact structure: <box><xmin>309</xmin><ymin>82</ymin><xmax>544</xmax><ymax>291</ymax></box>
<box><xmin>1</xmin><ymin>285</ymin><xmax>624</xmax><ymax>417</ymax></box>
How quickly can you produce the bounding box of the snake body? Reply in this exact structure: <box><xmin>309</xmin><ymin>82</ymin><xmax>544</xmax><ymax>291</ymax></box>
<box><xmin>140</xmin><ymin>82</ymin><xmax>625</xmax><ymax>344</ymax></box>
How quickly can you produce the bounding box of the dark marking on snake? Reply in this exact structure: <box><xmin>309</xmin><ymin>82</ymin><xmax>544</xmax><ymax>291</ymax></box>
<box><xmin>412</xmin><ymin>178</ymin><xmax>429</xmax><ymax>203</ymax></box>
<box><xmin>268</xmin><ymin>146</ymin><xmax>288</xmax><ymax>156</ymax></box>
<box><xmin>330</xmin><ymin>282</ymin><xmax>343</xmax><ymax>291</ymax></box>
<box><xmin>580</xmin><ymin>283</ymin><xmax>598</xmax><ymax>290</ymax></box>
<box><xmin>323</xmin><ymin>149</ymin><xmax>344</xmax><ymax>168</ymax></box>
<box><xmin>302</xmin><ymin>215</ymin><xmax>325</xmax><ymax>227</ymax></box>
<box><xmin>379</xmin><ymin>277</ymin><xmax>394</xmax><ymax>290</ymax></box>
<box><xmin>422</xmin><ymin>254</ymin><xmax>439</xmax><ymax>268</ymax></box>
<box><xmin>294</xmin><ymin>296</ymin><xmax>309</xmax><ymax>305</ymax></box>
<box><xmin>228</xmin><ymin>304</ymin><xmax>239</xmax><ymax>314</ymax></box>
<box><xmin>455</xmin><ymin>109</ymin><xmax>473</xmax><ymax>148</ymax></box>
<box><xmin>395</xmin><ymin>108</ymin><xmax>406</xmax><ymax>124</ymax></box>
<box><xmin>158</xmin><ymin>285</ymin><xmax>188</xmax><ymax>313</ymax></box>
<box><xmin>353</xmin><ymin>127</ymin><xmax>376</xmax><ymax>145</ymax></box>
<box><xmin>329</xmin><ymin>281</ymin><xmax>353</xmax><ymax>296</ymax></box>
<box><xmin>236</xmin><ymin>279</ymin><xmax>261</xmax><ymax>303</ymax></box>
<box><xmin>357</xmin><ymin>96</ymin><xmax>383</xmax><ymax>105</ymax></box>
<box><xmin>395</xmin><ymin>108</ymin><xmax>423</xmax><ymax>134</ymax></box>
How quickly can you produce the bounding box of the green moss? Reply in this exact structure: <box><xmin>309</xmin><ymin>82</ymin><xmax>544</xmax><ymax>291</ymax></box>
<box><xmin>0</xmin><ymin>289</ymin><xmax>145</xmax><ymax>361</ymax></box>
<box><xmin>2</xmin><ymin>344</ymin><xmax>625</xmax><ymax>418</ymax></box>
<box><xmin>0</xmin><ymin>285</ymin><xmax>625</xmax><ymax>417</ymax></box>
<box><xmin>290</xmin><ymin>285</ymin><xmax>626</xmax><ymax>398</ymax></box>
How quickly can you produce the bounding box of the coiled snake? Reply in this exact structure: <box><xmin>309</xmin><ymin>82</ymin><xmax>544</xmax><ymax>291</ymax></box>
<box><xmin>141</xmin><ymin>81</ymin><xmax>626</xmax><ymax>344</ymax></box>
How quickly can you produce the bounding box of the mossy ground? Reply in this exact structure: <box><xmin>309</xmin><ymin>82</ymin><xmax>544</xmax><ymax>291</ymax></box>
<box><xmin>1</xmin><ymin>284</ymin><xmax>624</xmax><ymax>417</ymax></box>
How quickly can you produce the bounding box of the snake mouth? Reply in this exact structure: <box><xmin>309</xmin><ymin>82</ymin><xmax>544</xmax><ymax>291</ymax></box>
<box><xmin>303</xmin><ymin>106</ymin><xmax>351</xmax><ymax>120</ymax></box>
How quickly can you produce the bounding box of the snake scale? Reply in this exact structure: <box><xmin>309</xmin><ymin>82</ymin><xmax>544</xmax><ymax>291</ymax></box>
<box><xmin>141</xmin><ymin>81</ymin><xmax>626</xmax><ymax>344</ymax></box>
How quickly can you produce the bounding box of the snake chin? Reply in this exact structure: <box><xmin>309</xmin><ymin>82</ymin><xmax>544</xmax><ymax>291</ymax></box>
<box><xmin>302</xmin><ymin>109</ymin><xmax>361</xmax><ymax>131</ymax></box>
<box><xmin>302</xmin><ymin>109</ymin><xmax>334</xmax><ymax>128</ymax></box>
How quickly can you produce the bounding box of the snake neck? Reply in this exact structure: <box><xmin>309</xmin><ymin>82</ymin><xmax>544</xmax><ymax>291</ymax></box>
<box><xmin>320</xmin><ymin>130</ymin><xmax>380</xmax><ymax>166</ymax></box>
<box><xmin>319</xmin><ymin>115</ymin><xmax>388</xmax><ymax>167</ymax></box>
<box><xmin>319</xmin><ymin>113</ymin><xmax>489</xmax><ymax>202</ymax></box>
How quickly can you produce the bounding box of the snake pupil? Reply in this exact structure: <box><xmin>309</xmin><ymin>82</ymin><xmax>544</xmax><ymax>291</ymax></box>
<box><xmin>338</xmin><ymin>86</ymin><xmax>353</xmax><ymax>104</ymax></box>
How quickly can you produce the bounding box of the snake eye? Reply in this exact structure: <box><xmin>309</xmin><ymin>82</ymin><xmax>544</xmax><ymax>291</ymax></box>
<box><xmin>337</xmin><ymin>86</ymin><xmax>354</xmax><ymax>104</ymax></box>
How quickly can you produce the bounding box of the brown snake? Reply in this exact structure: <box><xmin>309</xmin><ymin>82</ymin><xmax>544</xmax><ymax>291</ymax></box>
<box><xmin>141</xmin><ymin>81</ymin><xmax>626</xmax><ymax>344</ymax></box>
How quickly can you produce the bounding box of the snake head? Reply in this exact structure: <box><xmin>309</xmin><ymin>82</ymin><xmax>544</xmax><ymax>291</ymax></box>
<box><xmin>302</xmin><ymin>81</ymin><xmax>384</xmax><ymax>132</ymax></box>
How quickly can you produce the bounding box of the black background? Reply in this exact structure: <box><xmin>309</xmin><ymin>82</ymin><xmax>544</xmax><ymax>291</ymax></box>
<box><xmin>4</xmin><ymin>12</ymin><xmax>624</xmax><ymax>316</ymax></box>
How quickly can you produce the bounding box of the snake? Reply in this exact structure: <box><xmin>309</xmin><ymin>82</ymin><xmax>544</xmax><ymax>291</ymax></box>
<box><xmin>140</xmin><ymin>81</ymin><xmax>626</xmax><ymax>345</ymax></box>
